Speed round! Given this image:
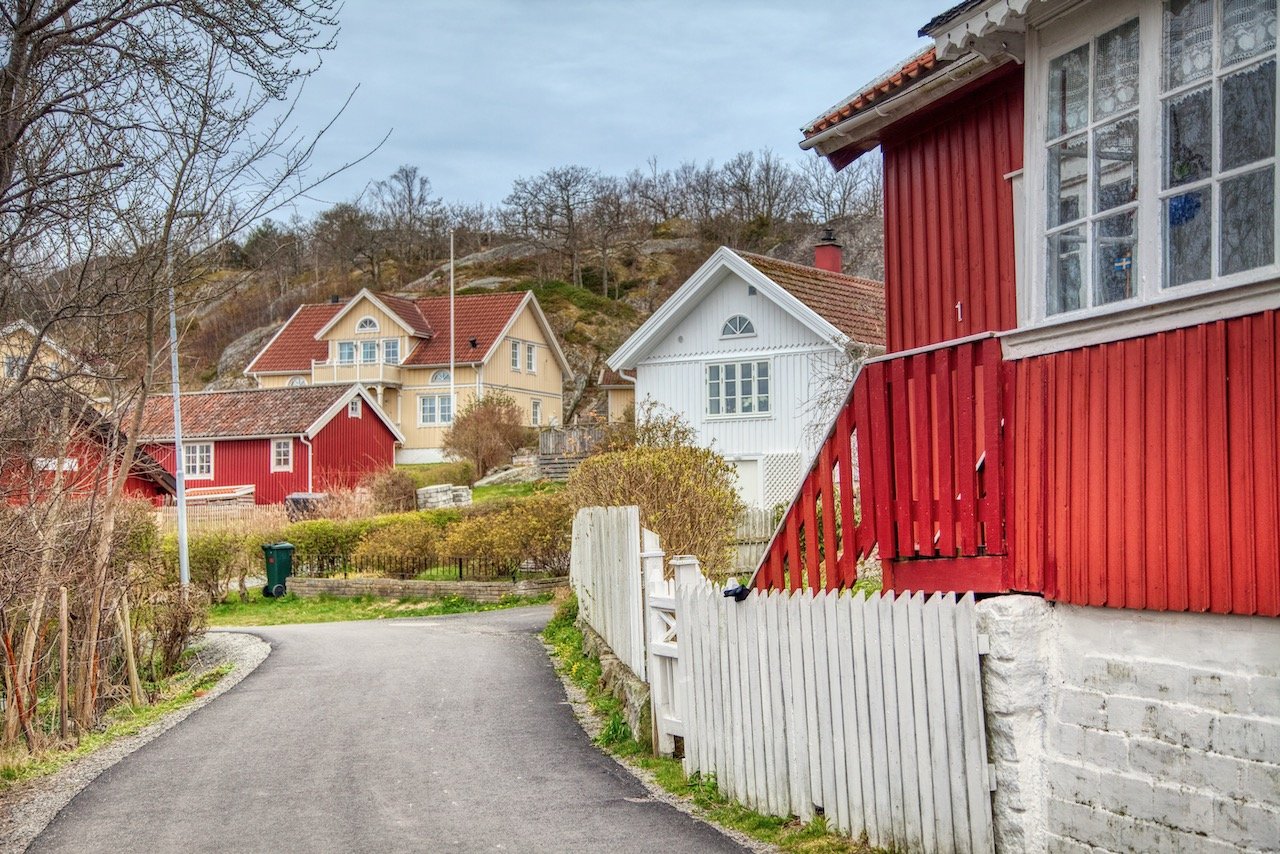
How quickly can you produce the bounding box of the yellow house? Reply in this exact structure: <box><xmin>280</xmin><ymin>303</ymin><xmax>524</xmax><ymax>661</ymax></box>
<box><xmin>597</xmin><ymin>367</ymin><xmax>635</xmax><ymax>423</ymax></box>
<box><xmin>0</xmin><ymin>320</ymin><xmax>103</xmax><ymax>399</ymax></box>
<box><xmin>245</xmin><ymin>289</ymin><xmax>571</xmax><ymax>463</ymax></box>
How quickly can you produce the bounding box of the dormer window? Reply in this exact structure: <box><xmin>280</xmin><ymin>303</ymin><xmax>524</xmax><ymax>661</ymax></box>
<box><xmin>721</xmin><ymin>315</ymin><xmax>755</xmax><ymax>338</ymax></box>
<box><xmin>356</xmin><ymin>316</ymin><xmax>379</xmax><ymax>334</ymax></box>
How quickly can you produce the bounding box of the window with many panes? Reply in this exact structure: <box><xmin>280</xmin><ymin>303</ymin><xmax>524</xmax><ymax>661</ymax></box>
<box><xmin>418</xmin><ymin>394</ymin><xmax>453</xmax><ymax>425</ymax></box>
<box><xmin>271</xmin><ymin>438</ymin><xmax>292</xmax><ymax>471</ymax></box>
<box><xmin>337</xmin><ymin>341</ymin><xmax>355</xmax><ymax>364</ymax></box>
<box><xmin>531</xmin><ymin>399</ymin><xmax>542</xmax><ymax>425</ymax></box>
<box><xmin>183</xmin><ymin>443</ymin><xmax>212</xmax><ymax>479</ymax></box>
<box><xmin>1037</xmin><ymin>0</ymin><xmax>1278</xmax><ymax>320</ymax></box>
<box><xmin>526</xmin><ymin>342</ymin><xmax>536</xmax><ymax>373</ymax></box>
<box><xmin>361</xmin><ymin>340</ymin><xmax>378</xmax><ymax>363</ymax></box>
<box><xmin>510</xmin><ymin>340</ymin><xmax>521</xmax><ymax>371</ymax></box>
<box><xmin>356</xmin><ymin>316</ymin><xmax>379</xmax><ymax>333</ymax></box>
<box><xmin>383</xmin><ymin>338</ymin><xmax>400</xmax><ymax>365</ymax></box>
<box><xmin>706</xmin><ymin>360</ymin><xmax>770</xmax><ymax>417</ymax></box>
<box><xmin>721</xmin><ymin>314</ymin><xmax>755</xmax><ymax>337</ymax></box>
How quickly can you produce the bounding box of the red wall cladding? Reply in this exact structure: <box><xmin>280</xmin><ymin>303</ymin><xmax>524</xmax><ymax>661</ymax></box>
<box><xmin>881</xmin><ymin>64</ymin><xmax>1023</xmax><ymax>353</ymax></box>
<box><xmin>145</xmin><ymin>438</ymin><xmax>311</xmax><ymax>504</ymax></box>
<box><xmin>1009</xmin><ymin>310</ymin><xmax>1280</xmax><ymax>617</ymax></box>
<box><xmin>311</xmin><ymin>404</ymin><xmax>396</xmax><ymax>490</ymax></box>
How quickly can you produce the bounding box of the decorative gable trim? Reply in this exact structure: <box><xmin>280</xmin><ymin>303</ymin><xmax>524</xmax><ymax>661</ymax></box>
<box><xmin>606</xmin><ymin>247</ymin><xmax>848</xmax><ymax>371</ymax></box>
<box><xmin>312</xmin><ymin>289</ymin><xmax>421</xmax><ymax>339</ymax></box>
<box><xmin>478</xmin><ymin>291</ymin><xmax>573</xmax><ymax>375</ymax></box>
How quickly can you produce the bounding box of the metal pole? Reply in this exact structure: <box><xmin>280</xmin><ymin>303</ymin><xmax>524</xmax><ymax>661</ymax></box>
<box><xmin>167</xmin><ymin>251</ymin><xmax>190</xmax><ymax>600</ymax></box>
<box><xmin>449</xmin><ymin>229</ymin><xmax>455</xmax><ymax>425</ymax></box>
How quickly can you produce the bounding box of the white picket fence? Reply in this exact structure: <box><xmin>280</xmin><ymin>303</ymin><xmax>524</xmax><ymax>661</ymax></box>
<box><xmin>570</xmin><ymin>506</ymin><xmax>649</xmax><ymax>680</ymax></box>
<box><xmin>570</xmin><ymin>505</ymin><xmax>994</xmax><ymax>853</ymax></box>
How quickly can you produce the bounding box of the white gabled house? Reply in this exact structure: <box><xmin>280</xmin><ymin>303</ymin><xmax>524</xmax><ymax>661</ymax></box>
<box><xmin>607</xmin><ymin>241</ymin><xmax>884</xmax><ymax>508</ymax></box>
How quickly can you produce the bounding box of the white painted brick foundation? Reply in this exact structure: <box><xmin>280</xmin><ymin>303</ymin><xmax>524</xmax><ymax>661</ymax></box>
<box><xmin>977</xmin><ymin>597</ymin><xmax>1280</xmax><ymax>853</ymax></box>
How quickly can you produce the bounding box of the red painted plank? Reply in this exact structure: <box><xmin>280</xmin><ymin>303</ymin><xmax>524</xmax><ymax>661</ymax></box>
<box><xmin>979</xmin><ymin>339</ymin><xmax>1006</xmax><ymax>550</ymax></box>
<box><xmin>1204</xmin><ymin>322</ymin><xmax>1231</xmax><ymax>613</ymax></box>
<box><xmin>955</xmin><ymin>343</ymin><xmax>979</xmax><ymax>555</ymax></box>
<box><xmin>819</xmin><ymin>444</ymin><xmax>838</xmax><ymax>589</ymax></box>
<box><xmin>1165</xmin><ymin>331</ymin><xmax>1190</xmax><ymax>612</ymax></box>
<box><xmin>852</xmin><ymin>379</ymin><xmax>879</xmax><ymax>559</ymax></box>
<box><xmin>1121</xmin><ymin>337</ymin><xmax>1145</xmax><ymax>609</ymax></box>
<box><xmin>887</xmin><ymin>556</ymin><xmax>1008</xmax><ymax>595</ymax></box>
<box><xmin>835</xmin><ymin>406</ymin><xmax>858</xmax><ymax>579</ymax></box>
<box><xmin>1105</xmin><ymin>339</ymin><xmax>1126</xmax><ymax>607</ymax></box>
<box><xmin>889</xmin><ymin>357</ymin><xmax>916</xmax><ymax>556</ymax></box>
<box><xmin>1086</xmin><ymin>347</ymin><xmax>1107</xmax><ymax>606</ymax></box>
<box><xmin>785</xmin><ymin>509</ymin><xmax>802</xmax><ymax>591</ymax></box>
<box><xmin>910</xmin><ymin>353</ymin><xmax>937</xmax><ymax>557</ymax></box>
<box><xmin>1255</xmin><ymin>313</ymin><xmax>1280</xmax><ymax>616</ymax></box>
<box><xmin>1067</xmin><ymin>349</ymin><xmax>1089</xmax><ymax>605</ymax></box>
<box><xmin>802</xmin><ymin>478</ymin><xmax>820</xmax><ymax>591</ymax></box>
<box><xmin>1227</xmin><ymin>321</ymin><xmax>1256</xmax><ymax>615</ymax></box>
<box><xmin>867</xmin><ymin>363</ymin><xmax>898</xmax><ymax>558</ymax></box>
<box><xmin>935</xmin><ymin>347</ymin><xmax>957</xmax><ymax>557</ymax></box>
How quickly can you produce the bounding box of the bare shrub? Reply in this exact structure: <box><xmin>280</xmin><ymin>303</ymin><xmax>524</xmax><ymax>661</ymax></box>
<box><xmin>147</xmin><ymin>588</ymin><xmax>209</xmax><ymax>679</ymax></box>
<box><xmin>443</xmin><ymin>392</ymin><xmax>535</xmax><ymax>477</ymax></box>
<box><xmin>363</xmin><ymin>468</ymin><xmax>418</xmax><ymax>513</ymax></box>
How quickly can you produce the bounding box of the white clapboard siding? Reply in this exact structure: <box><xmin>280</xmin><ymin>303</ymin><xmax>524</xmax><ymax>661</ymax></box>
<box><xmin>674</xmin><ymin>576</ymin><xmax>994</xmax><ymax>854</ymax></box>
<box><xmin>569</xmin><ymin>506</ymin><xmax>647</xmax><ymax>680</ymax></box>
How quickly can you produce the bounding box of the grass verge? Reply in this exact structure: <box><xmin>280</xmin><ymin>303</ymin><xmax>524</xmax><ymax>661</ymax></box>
<box><xmin>471</xmin><ymin>480</ymin><xmax>563</xmax><ymax>505</ymax></box>
<box><xmin>543</xmin><ymin>595</ymin><xmax>883</xmax><ymax>854</ymax></box>
<box><xmin>0</xmin><ymin>662</ymin><xmax>232</xmax><ymax>792</ymax></box>
<box><xmin>207</xmin><ymin>588</ymin><xmax>553</xmax><ymax>627</ymax></box>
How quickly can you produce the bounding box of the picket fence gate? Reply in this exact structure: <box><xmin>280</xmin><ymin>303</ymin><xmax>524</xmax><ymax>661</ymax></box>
<box><xmin>666</xmin><ymin>562</ymin><xmax>994</xmax><ymax>853</ymax></box>
<box><xmin>570</xmin><ymin>506</ymin><xmax>649</xmax><ymax>680</ymax></box>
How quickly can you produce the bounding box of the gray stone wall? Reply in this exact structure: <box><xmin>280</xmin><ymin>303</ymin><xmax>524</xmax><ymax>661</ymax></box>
<box><xmin>978</xmin><ymin>597</ymin><xmax>1280</xmax><ymax>853</ymax></box>
<box><xmin>578</xmin><ymin>620</ymin><xmax>652</xmax><ymax>749</ymax></box>
<box><xmin>288</xmin><ymin>575</ymin><xmax>566</xmax><ymax>604</ymax></box>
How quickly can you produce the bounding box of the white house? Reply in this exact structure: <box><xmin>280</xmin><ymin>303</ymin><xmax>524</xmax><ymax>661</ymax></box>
<box><xmin>607</xmin><ymin>241</ymin><xmax>884</xmax><ymax>508</ymax></box>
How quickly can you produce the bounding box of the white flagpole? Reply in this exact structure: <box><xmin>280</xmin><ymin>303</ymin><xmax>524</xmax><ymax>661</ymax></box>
<box><xmin>449</xmin><ymin>230</ymin><xmax>455</xmax><ymax>426</ymax></box>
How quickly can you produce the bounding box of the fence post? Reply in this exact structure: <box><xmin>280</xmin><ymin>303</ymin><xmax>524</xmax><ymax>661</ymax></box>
<box><xmin>641</xmin><ymin>529</ymin><xmax>668</xmax><ymax>755</ymax></box>
<box><xmin>668</xmin><ymin>555</ymin><xmax>702</xmax><ymax>765</ymax></box>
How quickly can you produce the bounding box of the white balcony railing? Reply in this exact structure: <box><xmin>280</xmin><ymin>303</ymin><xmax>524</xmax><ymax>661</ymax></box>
<box><xmin>311</xmin><ymin>359</ymin><xmax>404</xmax><ymax>385</ymax></box>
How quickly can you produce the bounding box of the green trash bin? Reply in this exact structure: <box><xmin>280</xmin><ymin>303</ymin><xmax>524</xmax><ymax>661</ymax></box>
<box><xmin>262</xmin><ymin>542</ymin><xmax>295</xmax><ymax>598</ymax></box>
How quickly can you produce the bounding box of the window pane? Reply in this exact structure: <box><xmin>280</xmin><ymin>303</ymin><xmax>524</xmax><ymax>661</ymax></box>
<box><xmin>1164</xmin><ymin>0</ymin><xmax>1214</xmax><ymax>89</ymax></box>
<box><xmin>740</xmin><ymin>362</ymin><xmax>753</xmax><ymax>381</ymax></box>
<box><xmin>1221</xmin><ymin>167</ymin><xmax>1276</xmax><ymax>274</ymax></box>
<box><xmin>742</xmin><ymin>394</ymin><xmax>754</xmax><ymax>414</ymax></box>
<box><xmin>1164</xmin><ymin>86</ymin><xmax>1213</xmax><ymax>187</ymax></box>
<box><xmin>1048</xmin><ymin>44</ymin><xmax>1090</xmax><ymax>138</ymax></box>
<box><xmin>725</xmin><ymin>397</ymin><xmax>737</xmax><ymax>414</ymax></box>
<box><xmin>1221</xmin><ymin>59</ymin><xmax>1277</xmax><ymax>170</ymax></box>
<box><xmin>709</xmin><ymin>398</ymin><xmax>720</xmax><ymax>415</ymax></box>
<box><xmin>422</xmin><ymin>397</ymin><xmax>435</xmax><ymax>421</ymax></box>
<box><xmin>757</xmin><ymin>374</ymin><xmax>769</xmax><ymax>396</ymax></box>
<box><xmin>1165</xmin><ymin>187</ymin><xmax>1213</xmax><ymax>285</ymax></box>
<box><xmin>708</xmin><ymin>365</ymin><xmax>720</xmax><ymax>381</ymax></box>
<box><xmin>756</xmin><ymin>361</ymin><xmax>768</xmax><ymax>379</ymax></box>
<box><xmin>709</xmin><ymin>380</ymin><xmax>720</xmax><ymax>399</ymax></box>
<box><xmin>725</xmin><ymin>378</ymin><xmax>737</xmax><ymax>400</ymax></box>
<box><xmin>1094</xmin><ymin>20</ymin><xmax>1141</xmax><ymax>121</ymax></box>
<box><xmin>362</xmin><ymin>341</ymin><xmax>378</xmax><ymax>362</ymax></box>
<box><xmin>1222</xmin><ymin>0</ymin><xmax>1278</xmax><ymax>66</ymax></box>
<box><xmin>1095</xmin><ymin>116</ymin><xmax>1139</xmax><ymax>212</ymax></box>
<box><xmin>1047</xmin><ymin>226</ymin><xmax>1086</xmax><ymax>314</ymax></box>
<box><xmin>441</xmin><ymin>395</ymin><xmax>453</xmax><ymax>423</ymax></box>
<box><xmin>1094</xmin><ymin>211</ymin><xmax>1138</xmax><ymax>304</ymax></box>
<box><xmin>758</xmin><ymin>395</ymin><xmax>769</xmax><ymax>413</ymax></box>
<box><xmin>1049</xmin><ymin>134</ymin><xmax>1089</xmax><ymax>226</ymax></box>
<box><xmin>724</xmin><ymin>364</ymin><xmax>736</xmax><ymax>381</ymax></box>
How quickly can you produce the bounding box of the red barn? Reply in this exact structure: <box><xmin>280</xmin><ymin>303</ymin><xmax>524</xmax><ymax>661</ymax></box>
<box><xmin>138</xmin><ymin>384</ymin><xmax>403</xmax><ymax>504</ymax></box>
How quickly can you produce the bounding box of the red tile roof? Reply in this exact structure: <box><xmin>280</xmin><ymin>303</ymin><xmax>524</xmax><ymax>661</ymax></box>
<box><xmin>246</xmin><ymin>303</ymin><xmax>341</xmax><ymax>373</ymax></box>
<box><xmin>138</xmin><ymin>385</ymin><xmax>352</xmax><ymax>440</ymax></box>
<box><xmin>245</xmin><ymin>291</ymin><xmax>530</xmax><ymax>373</ymax></box>
<box><xmin>598</xmin><ymin>367</ymin><xmax>635</xmax><ymax>387</ymax></box>
<box><xmin>802</xmin><ymin>46</ymin><xmax>943</xmax><ymax>137</ymax></box>
<box><xmin>736</xmin><ymin>251</ymin><xmax>885</xmax><ymax>346</ymax></box>
<box><xmin>403</xmin><ymin>292</ymin><xmax>528</xmax><ymax>366</ymax></box>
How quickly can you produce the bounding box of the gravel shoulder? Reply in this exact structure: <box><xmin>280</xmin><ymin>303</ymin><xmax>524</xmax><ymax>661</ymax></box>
<box><xmin>0</xmin><ymin>630</ymin><xmax>270</xmax><ymax>853</ymax></box>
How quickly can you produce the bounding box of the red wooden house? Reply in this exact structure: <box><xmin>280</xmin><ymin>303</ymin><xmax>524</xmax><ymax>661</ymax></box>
<box><xmin>138</xmin><ymin>384</ymin><xmax>403</xmax><ymax>504</ymax></box>
<box><xmin>758</xmin><ymin>0</ymin><xmax>1280</xmax><ymax>620</ymax></box>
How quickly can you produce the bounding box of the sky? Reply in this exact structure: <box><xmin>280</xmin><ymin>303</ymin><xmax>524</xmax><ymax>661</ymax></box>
<box><xmin>275</xmin><ymin>0</ymin><xmax>939</xmax><ymax>217</ymax></box>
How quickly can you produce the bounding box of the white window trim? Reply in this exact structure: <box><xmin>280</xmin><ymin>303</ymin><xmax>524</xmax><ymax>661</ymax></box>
<box><xmin>183</xmin><ymin>442</ymin><xmax>214</xmax><ymax>480</ymax></box>
<box><xmin>720</xmin><ymin>314</ymin><xmax>757</xmax><ymax>339</ymax></box>
<box><xmin>531</xmin><ymin>398</ymin><xmax>542</xmax><ymax>426</ymax></box>
<box><xmin>1020</xmin><ymin>0</ymin><xmax>1280</xmax><ymax>352</ymax></box>
<box><xmin>360</xmin><ymin>339</ymin><xmax>379</xmax><ymax>364</ymax></box>
<box><xmin>510</xmin><ymin>340</ymin><xmax>521</xmax><ymax>372</ymax></box>
<box><xmin>287</xmin><ymin>375</ymin><xmax>308</xmax><ymax>387</ymax></box>
<box><xmin>271</xmin><ymin>438</ymin><xmax>293</xmax><ymax>472</ymax></box>
<box><xmin>355</xmin><ymin>315</ymin><xmax>380</xmax><ymax>333</ymax></box>
<box><xmin>382</xmin><ymin>338</ymin><xmax>400</xmax><ymax>365</ymax></box>
<box><xmin>348</xmin><ymin>398</ymin><xmax>362</xmax><ymax>418</ymax></box>
<box><xmin>337</xmin><ymin>341</ymin><xmax>355</xmax><ymax>365</ymax></box>
<box><xmin>417</xmin><ymin>393</ymin><xmax>453</xmax><ymax>426</ymax></box>
<box><xmin>430</xmin><ymin>369</ymin><xmax>451</xmax><ymax>385</ymax></box>
<box><xmin>705</xmin><ymin>358</ymin><xmax>773</xmax><ymax>421</ymax></box>
<box><xmin>525</xmin><ymin>342</ymin><xmax>537</xmax><ymax>373</ymax></box>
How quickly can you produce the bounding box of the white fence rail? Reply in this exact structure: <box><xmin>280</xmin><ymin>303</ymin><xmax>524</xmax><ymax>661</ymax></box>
<box><xmin>673</xmin><ymin>568</ymin><xmax>993</xmax><ymax>852</ymax></box>
<box><xmin>570</xmin><ymin>506</ymin><xmax>648</xmax><ymax>680</ymax></box>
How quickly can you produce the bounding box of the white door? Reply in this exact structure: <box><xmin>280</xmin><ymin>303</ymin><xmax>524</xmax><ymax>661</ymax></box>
<box><xmin>730</xmin><ymin>458</ymin><xmax>762</xmax><ymax>508</ymax></box>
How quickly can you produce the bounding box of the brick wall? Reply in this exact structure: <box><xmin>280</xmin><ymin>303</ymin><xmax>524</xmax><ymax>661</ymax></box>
<box><xmin>288</xmin><ymin>575</ymin><xmax>567</xmax><ymax>604</ymax></box>
<box><xmin>978</xmin><ymin>597</ymin><xmax>1280</xmax><ymax>852</ymax></box>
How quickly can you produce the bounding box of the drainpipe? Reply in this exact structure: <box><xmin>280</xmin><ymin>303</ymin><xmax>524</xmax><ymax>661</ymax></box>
<box><xmin>300</xmin><ymin>435</ymin><xmax>314</xmax><ymax>492</ymax></box>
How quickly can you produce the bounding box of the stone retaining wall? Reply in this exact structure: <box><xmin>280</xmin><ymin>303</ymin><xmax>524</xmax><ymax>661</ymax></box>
<box><xmin>288</xmin><ymin>575</ymin><xmax>566</xmax><ymax>604</ymax></box>
<box><xmin>578</xmin><ymin>619</ymin><xmax>652</xmax><ymax>749</ymax></box>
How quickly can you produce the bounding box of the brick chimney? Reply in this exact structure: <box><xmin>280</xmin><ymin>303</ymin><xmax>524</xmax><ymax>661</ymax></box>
<box><xmin>814</xmin><ymin>227</ymin><xmax>843</xmax><ymax>273</ymax></box>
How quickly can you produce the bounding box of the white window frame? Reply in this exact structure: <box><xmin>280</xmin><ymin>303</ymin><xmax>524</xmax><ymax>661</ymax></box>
<box><xmin>355</xmin><ymin>316</ymin><xmax>379</xmax><ymax>333</ymax></box>
<box><xmin>3</xmin><ymin>355</ymin><xmax>25</xmax><ymax>378</ymax></box>
<box><xmin>525</xmin><ymin>342</ymin><xmax>536</xmax><ymax>373</ymax></box>
<box><xmin>348</xmin><ymin>397</ymin><xmax>362</xmax><ymax>418</ymax></box>
<box><xmin>430</xmin><ymin>368</ymin><xmax>451</xmax><ymax>384</ymax></box>
<box><xmin>337</xmin><ymin>341</ymin><xmax>355</xmax><ymax>365</ymax></box>
<box><xmin>531</xmin><ymin>398</ymin><xmax>542</xmax><ymax>426</ymax></box>
<box><xmin>721</xmin><ymin>314</ymin><xmax>756</xmax><ymax>338</ymax></box>
<box><xmin>360</xmin><ymin>339</ymin><xmax>379</xmax><ymax>364</ymax></box>
<box><xmin>510</xmin><ymin>340</ymin><xmax>521</xmax><ymax>371</ymax></box>
<box><xmin>287</xmin><ymin>375</ymin><xmax>308</xmax><ymax>387</ymax></box>
<box><xmin>183</xmin><ymin>442</ymin><xmax>213</xmax><ymax>480</ymax></box>
<box><xmin>705</xmin><ymin>359</ymin><xmax>772</xmax><ymax>419</ymax></box>
<box><xmin>418</xmin><ymin>393</ymin><xmax>453</xmax><ymax>426</ymax></box>
<box><xmin>271</xmin><ymin>438</ymin><xmax>293</xmax><ymax>472</ymax></box>
<box><xmin>1018</xmin><ymin>0</ymin><xmax>1280</xmax><ymax>351</ymax></box>
<box><xmin>382</xmin><ymin>338</ymin><xmax>400</xmax><ymax>365</ymax></box>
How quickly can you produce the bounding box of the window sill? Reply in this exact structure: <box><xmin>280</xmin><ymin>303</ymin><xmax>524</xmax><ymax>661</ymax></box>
<box><xmin>1004</xmin><ymin>278</ymin><xmax>1280</xmax><ymax>359</ymax></box>
<box><xmin>705</xmin><ymin>412</ymin><xmax>773</xmax><ymax>422</ymax></box>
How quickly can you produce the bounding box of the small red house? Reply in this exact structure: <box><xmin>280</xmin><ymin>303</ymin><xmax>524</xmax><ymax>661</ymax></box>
<box><xmin>759</xmin><ymin>0</ymin><xmax>1279</xmax><ymax>621</ymax></box>
<box><xmin>138</xmin><ymin>384</ymin><xmax>403</xmax><ymax>504</ymax></box>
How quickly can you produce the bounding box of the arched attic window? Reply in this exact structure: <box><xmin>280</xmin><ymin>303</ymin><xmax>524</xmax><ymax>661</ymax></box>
<box><xmin>430</xmin><ymin>369</ymin><xmax>451</xmax><ymax>384</ymax></box>
<box><xmin>287</xmin><ymin>376</ymin><xmax>308</xmax><ymax>387</ymax></box>
<box><xmin>721</xmin><ymin>314</ymin><xmax>755</xmax><ymax>338</ymax></box>
<box><xmin>355</xmin><ymin>316</ymin><xmax>379</xmax><ymax>333</ymax></box>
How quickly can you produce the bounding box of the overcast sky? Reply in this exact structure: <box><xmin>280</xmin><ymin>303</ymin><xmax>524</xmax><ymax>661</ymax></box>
<box><xmin>276</xmin><ymin>1</ymin><xmax>938</xmax><ymax>217</ymax></box>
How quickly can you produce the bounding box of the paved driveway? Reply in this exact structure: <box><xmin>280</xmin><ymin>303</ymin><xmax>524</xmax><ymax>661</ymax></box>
<box><xmin>31</xmin><ymin>607</ymin><xmax>746</xmax><ymax>853</ymax></box>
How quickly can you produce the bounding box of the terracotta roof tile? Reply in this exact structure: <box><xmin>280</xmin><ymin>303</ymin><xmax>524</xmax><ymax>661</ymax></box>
<box><xmin>138</xmin><ymin>385</ymin><xmax>351</xmax><ymax>441</ymax></box>
<box><xmin>402</xmin><ymin>292</ymin><xmax>527</xmax><ymax>366</ymax></box>
<box><xmin>245</xmin><ymin>303</ymin><xmax>341</xmax><ymax>373</ymax></box>
<box><xmin>378</xmin><ymin>293</ymin><xmax>433</xmax><ymax>336</ymax></box>
<box><xmin>802</xmin><ymin>46</ymin><xmax>943</xmax><ymax>137</ymax></box>
<box><xmin>598</xmin><ymin>367</ymin><xmax>635</xmax><ymax>387</ymax></box>
<box><xmin>735</xmin><ymin>251</ymin><xmax>885</xmax><ymax>346</ymax></box>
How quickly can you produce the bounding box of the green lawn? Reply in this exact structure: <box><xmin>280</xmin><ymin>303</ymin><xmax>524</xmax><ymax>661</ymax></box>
<box><xmin>472</xmin><ymin>480</ymin><xmax>563</xmax><ymax>504</ymax></box>
<box><xmin>206</xmin><ymin>589</ymin><xmax>552</xmax><ymax>627</ymax></box>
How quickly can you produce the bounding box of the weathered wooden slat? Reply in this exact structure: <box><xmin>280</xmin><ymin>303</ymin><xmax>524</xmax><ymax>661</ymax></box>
<box><xmin>955</xmin><ymin>343</ymin><xmax>979</xmax><ymax>556</ymax></box>
<box><xmin>911</xmin><ymin>352</ymin><xmax>938</xmax><ymax>558</ymax></box>
<box><xmin>935</xmin><ymin>346</ymin><xmax>958</xmax><ymax>557</ymax></box>
<box><xmin>890</xmin><ymin>358</ymin><xmax>916</xmax><ymax>556</ymax></box>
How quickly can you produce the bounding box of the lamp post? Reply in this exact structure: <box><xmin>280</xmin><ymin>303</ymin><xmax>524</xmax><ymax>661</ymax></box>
<box><xmin>166</xmin><ymin>210</ymin><xmax>204</xmax><ymax>601</ymax></box>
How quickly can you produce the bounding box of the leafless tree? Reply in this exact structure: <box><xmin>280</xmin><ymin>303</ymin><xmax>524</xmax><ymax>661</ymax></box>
<box><xmin>373</xmin><ymin>164</ymin><xmax>447</xmax><ymax>277</ymax></box>
<box><xmin>502</xmin><ymin>165</ymin><xmax>599</xmax><ymax>286</ymax></box>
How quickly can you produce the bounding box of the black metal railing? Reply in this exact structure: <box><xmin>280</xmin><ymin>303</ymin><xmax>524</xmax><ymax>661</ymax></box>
<box><xmin>294</xmin><ymin>552</ymin><xmax>566</xmax><ymax>582</ymax></box>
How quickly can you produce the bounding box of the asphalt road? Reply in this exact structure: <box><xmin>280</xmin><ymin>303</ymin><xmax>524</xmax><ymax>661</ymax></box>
<box><xmin>30</xmin><ymin>607</ymin><xmax>747</xmax><ymax>854</ymax></box>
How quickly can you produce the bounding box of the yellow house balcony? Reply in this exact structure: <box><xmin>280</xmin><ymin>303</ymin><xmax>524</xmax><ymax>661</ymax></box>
<box><xmin>311</xmin><ymin>359</ymin><xmax>405</xmax><ymax>386</ymax></box>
